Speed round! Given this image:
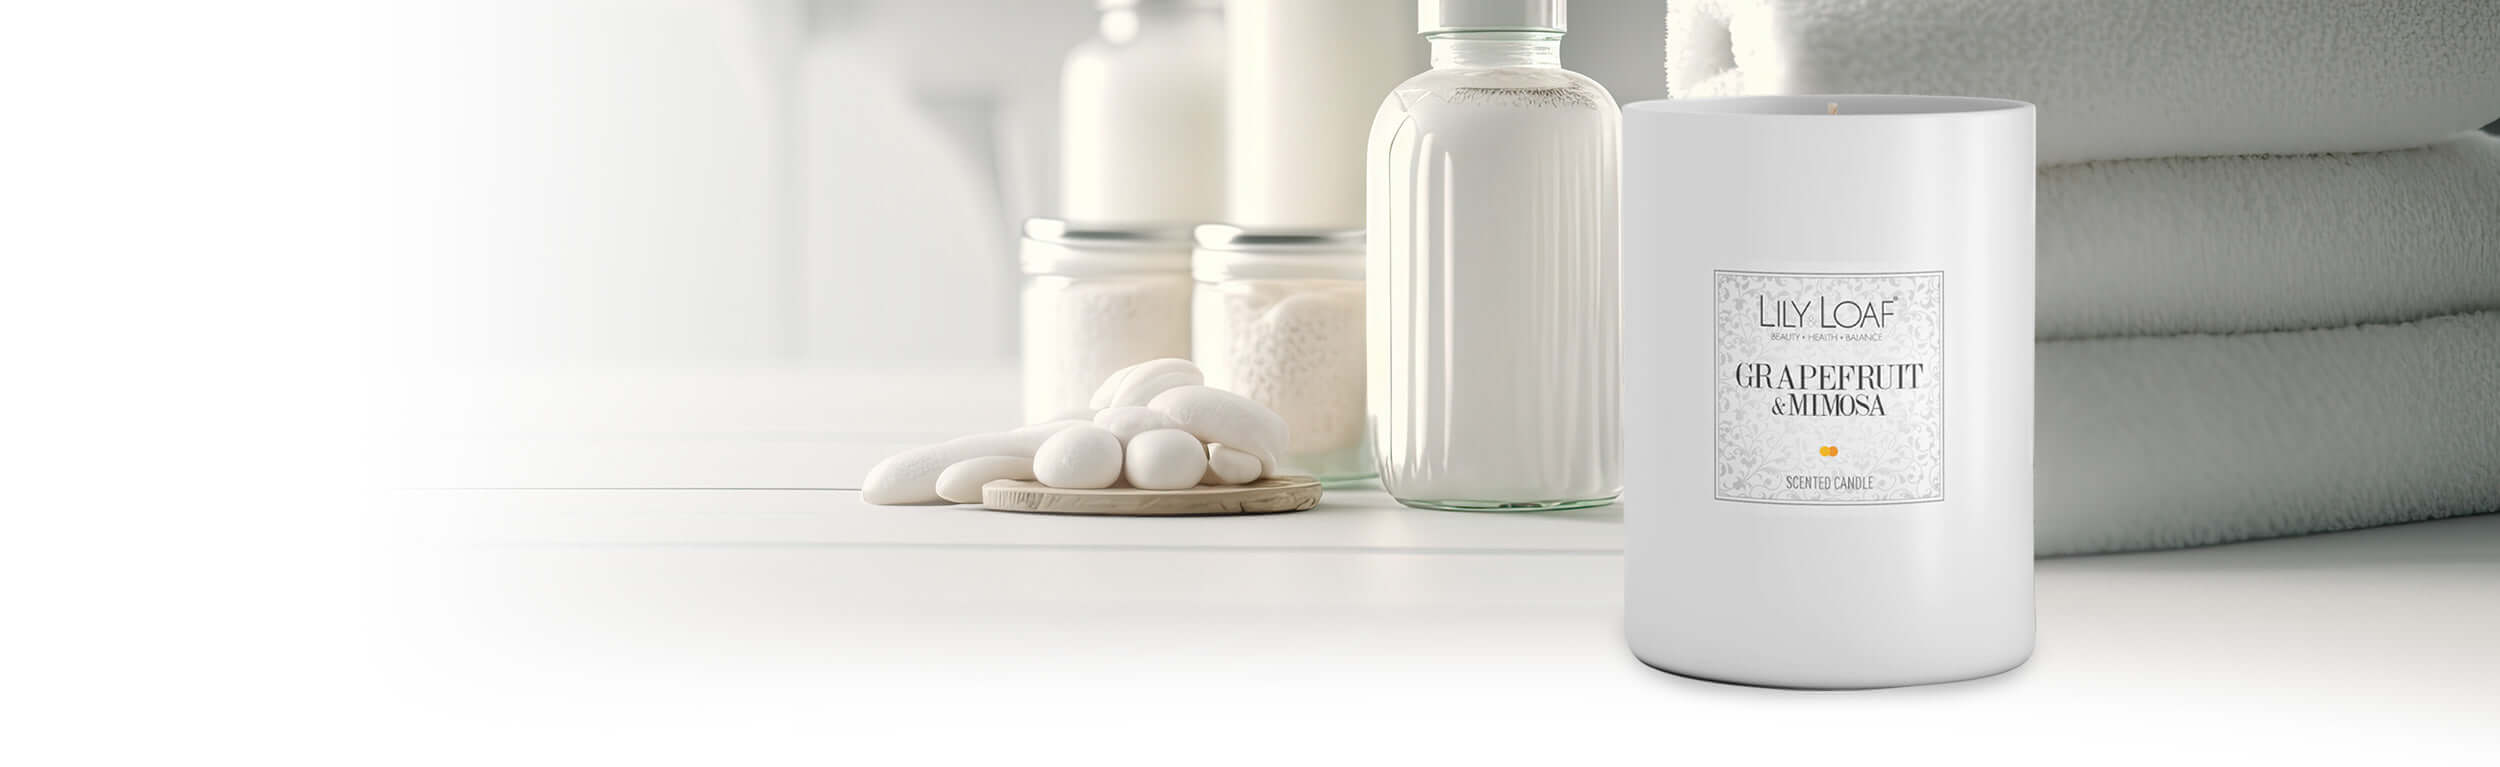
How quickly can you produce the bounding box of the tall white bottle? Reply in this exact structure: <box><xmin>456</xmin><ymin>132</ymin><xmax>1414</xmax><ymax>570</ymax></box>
<box><xmin>1365</xmin><ymin>0</ymin><xmax>1621</xmax><ymax>510</ymax></box>
<box><xmin>1061</xmin><ymin>0</ymin><xmax>1226</xmax><ymax>225</ymax></box>
<box><xmin>1227</xmin><ymin>0</ymin><xmax>1422</xmax><ymax>229</ymax></box>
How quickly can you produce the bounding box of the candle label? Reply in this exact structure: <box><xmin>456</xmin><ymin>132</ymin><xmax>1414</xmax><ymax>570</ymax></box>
<box><xmin>1714</xmin><ymin>270</ymin><xmax>1944</xmax><ymax>504</ymax></box>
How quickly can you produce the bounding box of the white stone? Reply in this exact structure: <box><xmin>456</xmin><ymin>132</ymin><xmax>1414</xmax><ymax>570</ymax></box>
<box><xmin>1092</xmin><ymin>406</ymin><xmax>1182</xmax><ymax>444</ymax></box>
<box><xmin>1031</xmin><ymin>424</ymin><xmax>1124</xmax><ymax>489</ymax></box>
<box><xmin>1123</xmin><ymin>429</ymin><xmax>1209</xmax><ymax>490</ymax></box>
<box><xmin>1088</xmin><ymin>358</ymin><xmax>1205</xmax><ymax>409</ymax></box>
<box><xmin>1201</xmin><ymin>443</ymin><xmax>1263</xmax><ymax>486</ymax></box>
<box><xmin>1148</xmin><ymin>385</ymin><xmax>1289</xmax><ymax>477</ymax></box>
<box><xmin>934</xmin><ymin>456</ymin><xmax>1037</xmax><ymax>504</ymax></box>
<box><xmin>862</xmin><ymin>429</ymin><xmax>1063</xmax><ymax>505</ymax></box>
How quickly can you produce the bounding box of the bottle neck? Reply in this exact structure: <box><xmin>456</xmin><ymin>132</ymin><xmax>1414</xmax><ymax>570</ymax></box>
<box><xmin>1427</xmin><ymin>31</ymin><xmax>1563</xmax><ymax>69</ymax></box>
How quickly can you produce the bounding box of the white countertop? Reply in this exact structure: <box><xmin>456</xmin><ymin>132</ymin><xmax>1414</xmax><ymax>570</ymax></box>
<box><xmin>374</xmin><ymin>367</ymin><xmax>2500</xmax><ymax>761</ymax></box>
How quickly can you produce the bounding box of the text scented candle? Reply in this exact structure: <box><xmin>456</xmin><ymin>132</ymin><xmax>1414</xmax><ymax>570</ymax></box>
<box><xmin>1621</xmin><ymin>95</ymin><xmax>2037</xmax><ymax>689</ymax></box>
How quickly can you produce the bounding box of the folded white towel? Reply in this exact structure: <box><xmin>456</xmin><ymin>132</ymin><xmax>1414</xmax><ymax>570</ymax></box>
<box><xmin>1667</xmin><ymin>0</ymin><xmax>2500</xmax><ymax>164</ymax></box>
<box><xmin>2040</xmin><ymin>133</ymin><xmax>2500</xmax><ymax>339</ymax></box>
<box><xmin>2037</xmin><ymin>312</ymin><xmax>2500</xmax><ymax>555</ymax></box>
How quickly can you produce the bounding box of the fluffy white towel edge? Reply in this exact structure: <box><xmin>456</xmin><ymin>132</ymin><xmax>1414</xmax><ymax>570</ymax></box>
<box><xmin>2038</xmin><ymin>311</ymin><xmax>2500</xmax><ymax>556</ymax></box>
<box><xmin>2039</xmin><ymin>133</ymin><xmax>2500</xmax><ymax>339</ymax></box>
<box><xmin>1667</xmin><ymin>0</ymin><xmax>2500</xmax><ymax>165</ymax></box>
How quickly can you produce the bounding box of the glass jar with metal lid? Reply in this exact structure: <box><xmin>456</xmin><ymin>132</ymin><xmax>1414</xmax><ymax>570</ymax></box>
<box><xmin>1021</xmin><ymin>218</ymin><xmax>1194</xmax><ymax>423</ymax></box>
<box><xmin>1191</xmin><ymin>225</ymin><xmax>1373</xmax><ymax>483</ymax></box>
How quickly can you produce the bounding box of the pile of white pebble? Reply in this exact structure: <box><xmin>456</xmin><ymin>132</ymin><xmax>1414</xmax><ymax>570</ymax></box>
<box><xmin>861</xmin><ymin>358</ymin><xmax>1294</xmax><ymax>505</ymax></box>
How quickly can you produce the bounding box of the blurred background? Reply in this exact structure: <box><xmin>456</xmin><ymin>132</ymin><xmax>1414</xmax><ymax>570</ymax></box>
<box><xmin>410</xmin><ymin>0</ymin><xmax>1668</xmax><ymax>368</ymax></box>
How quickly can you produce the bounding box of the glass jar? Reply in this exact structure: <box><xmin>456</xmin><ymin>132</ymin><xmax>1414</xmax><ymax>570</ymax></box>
<box><xmin>1191</xmin><ymin>225</ymin><xmax>1375</xmax><ymax>484</ymax></box>
<box><xmin>1364</xmin><ymin>1</ymin><xmax>1621</xmax><ymax>510</ymax></box>
<box><xmin>1020</xmin><ymin>218</ymin><xmax>1194</xmax><ymax>423</ymax></box>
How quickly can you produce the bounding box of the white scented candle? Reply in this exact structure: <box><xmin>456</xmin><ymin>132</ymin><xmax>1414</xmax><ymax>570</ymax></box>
<box><xmin>1621</xmin><ymin>95</ymin><xmax>2036</xmax><ymax>689</ymax></box>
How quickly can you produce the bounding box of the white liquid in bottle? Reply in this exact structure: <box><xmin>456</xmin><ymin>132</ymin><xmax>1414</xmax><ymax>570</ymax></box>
<box><xmin>1365</xmin><ymin>1</ymin><xmax>1621</xmax><ymax>510</ymax></box>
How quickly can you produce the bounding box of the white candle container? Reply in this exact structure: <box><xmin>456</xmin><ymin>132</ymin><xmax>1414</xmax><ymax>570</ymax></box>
<box><xmin>1621</xmin><ymin>95</ymin><xmax>2036</xmax><ymax>689</ymax></box>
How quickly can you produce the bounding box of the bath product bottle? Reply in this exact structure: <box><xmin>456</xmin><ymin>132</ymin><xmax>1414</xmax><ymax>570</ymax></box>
<box><xmin>1227</xmin><ymin>0</ymin><xmax>1423</xmax><ymax>229</ymax></box>
<box><xmin>1365</xmin><ymin>0</ymin><xmax>1621</xmax><ymax>510</ymax></box>
<box><xmin>1061</xmin><ymin>0</ymin><xmax>1226</xmax><ymax>226</ymax></box>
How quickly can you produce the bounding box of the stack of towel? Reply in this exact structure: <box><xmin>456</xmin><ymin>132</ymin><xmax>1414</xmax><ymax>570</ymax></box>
<box><xmin>1667</xmin><ymin>0</ymin><xmax>2500</xmax><ymax>555</ymax></box>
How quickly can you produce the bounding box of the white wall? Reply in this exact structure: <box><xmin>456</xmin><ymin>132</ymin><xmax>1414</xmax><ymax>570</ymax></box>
<box><xmin>424</xmin><ymin>0</ymin><xmax>805</xmax><ymax>362</ymax></box>
<box><xmin>416</xmin><ymin>0</ymin><xmax>1664</xmax><ymax>367</ymax></box>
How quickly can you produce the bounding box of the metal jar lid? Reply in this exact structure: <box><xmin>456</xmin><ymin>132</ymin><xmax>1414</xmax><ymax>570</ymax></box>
<box><xmin>1191</xmin><ymin>224</ymin><xmax>1364</xmax><ymax>252</ymax></box>
<box><xmin>1023</xmin><ymin>218</ymin><xmax>1196</xmax><ymax>247</ymax></box>
<box><xmin>1420</xmin><ymin>0</ymin><xmax>1565</xmax><ymax>34</ymax></box>
<box><xmin>1098</xmin><ymin>0</ymin><xmax>1222</xmax><ymax>9</ymax></box>
<box><xmin>1022</xmin><ymin>217</ymin><xmax>1194</xmax><ymax>276</ymax></box>
<box><xmin>1192</xmin><ymin>225</ymin><xmax>1364</xmax><ymax>282</ymax></box>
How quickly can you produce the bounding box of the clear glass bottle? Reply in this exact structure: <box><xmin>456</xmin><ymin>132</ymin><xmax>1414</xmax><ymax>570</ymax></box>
<box><xmin>1365</xmin><ymin>0</ymin><xmax>1621</xmax><ymax>510</ymax></box>
<box><xmin>1191</xmin><ymin>225</ymin><xmax>1375</xmax><ymax>484</ymax></box>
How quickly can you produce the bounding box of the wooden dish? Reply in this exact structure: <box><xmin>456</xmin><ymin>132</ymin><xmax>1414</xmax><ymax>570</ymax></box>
<box><xmin>979</xmin><ymin>476</ymin><xmax>1322</xmax><ymax>517</ymax></box>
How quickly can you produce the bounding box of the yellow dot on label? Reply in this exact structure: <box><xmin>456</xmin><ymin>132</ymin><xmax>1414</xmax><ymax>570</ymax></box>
<box><xmin>1819</xmin><ymin>445</ymin><xmax>1839</xmax><ymax>457</ymax></box>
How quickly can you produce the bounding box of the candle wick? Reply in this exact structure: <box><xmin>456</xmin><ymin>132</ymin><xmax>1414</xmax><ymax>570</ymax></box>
<box><xmin>1827</xmin><ymin>102</ymin><xmax>1838</xmax><ymax>115</ymax></box>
